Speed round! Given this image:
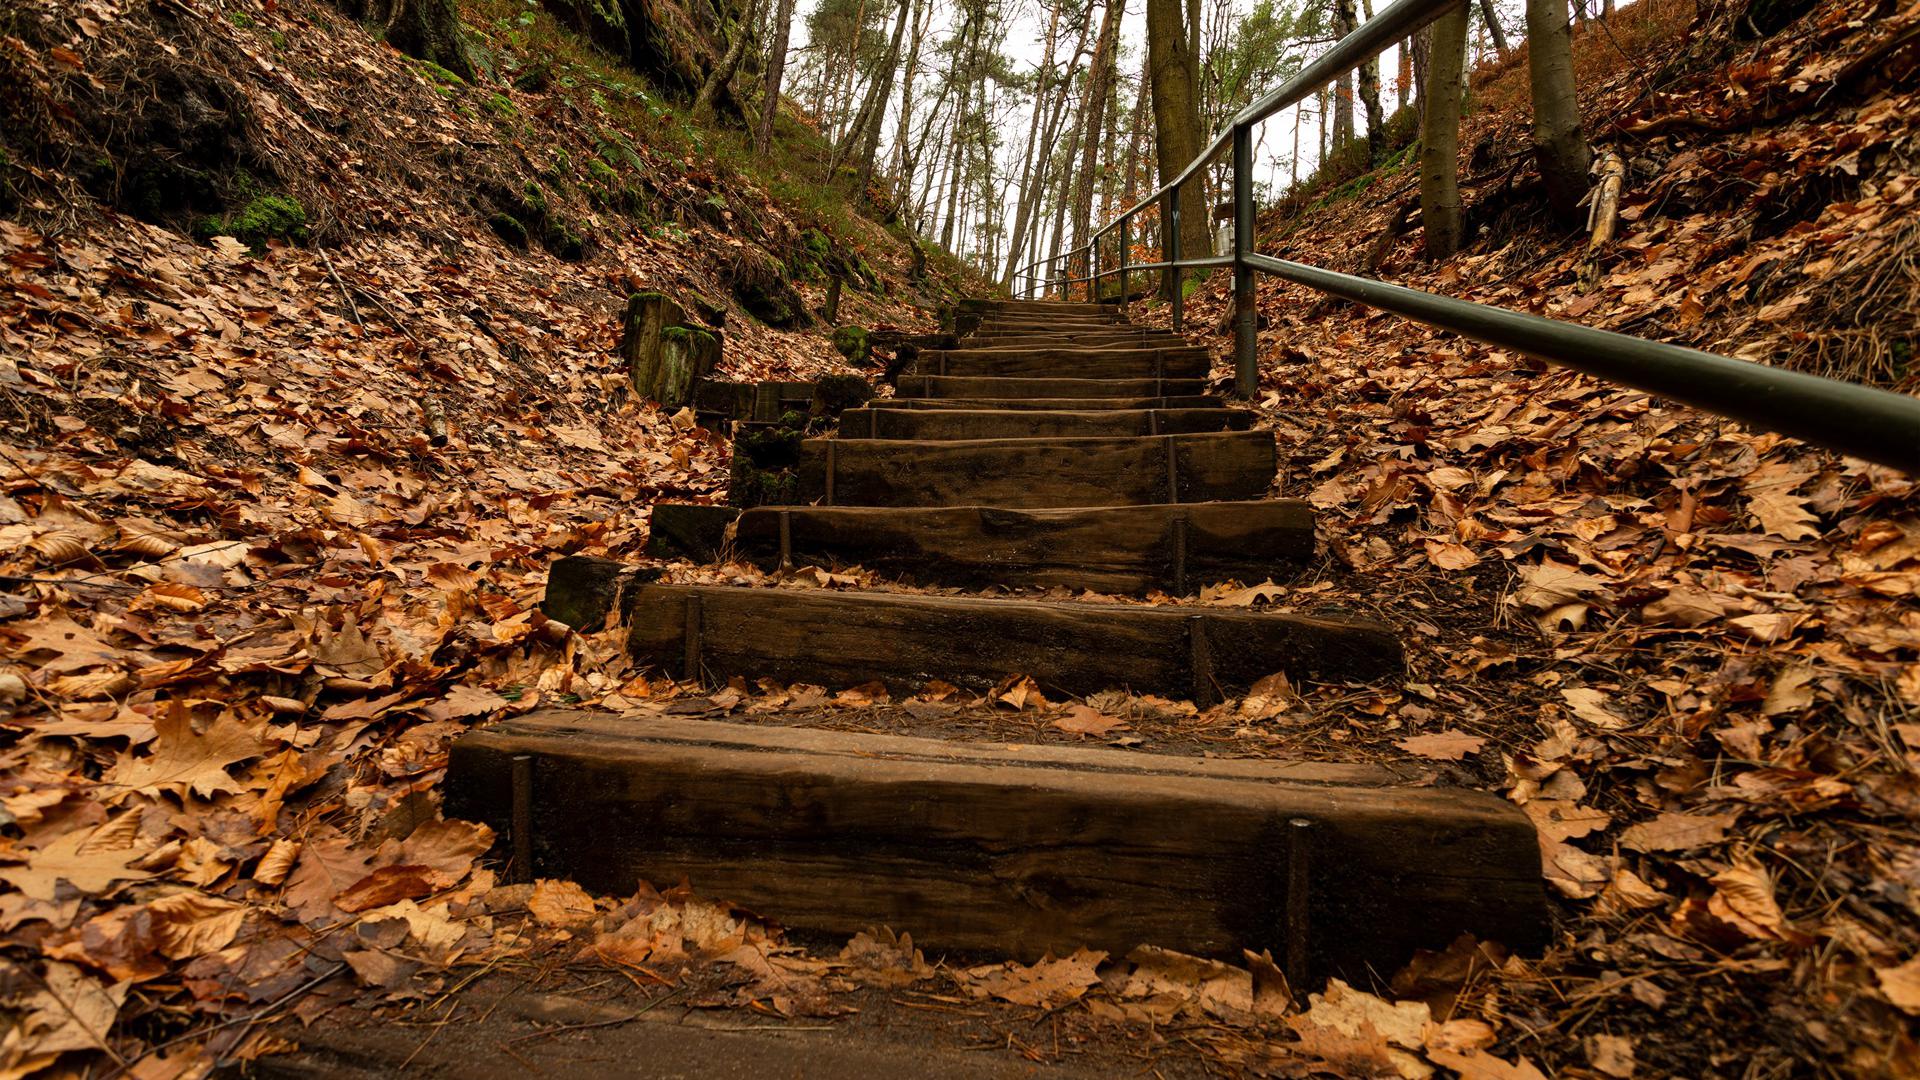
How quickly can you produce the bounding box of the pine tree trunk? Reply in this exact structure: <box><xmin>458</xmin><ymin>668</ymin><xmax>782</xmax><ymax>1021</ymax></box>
<box><xmin>1071</xmin><ymin>0</ymin><xmax>1124</xmax><ymax>262</ymax></box>
<box><xmin>1359</xmin><ymin>0</ymin><xmax>1384</xmax><ymax>166</ymax></box>
<box><xmin>1333</xmin><ymin>0</ymin><xmax>1356</xmax><ymax>147</ymax></box>
<box><xmin>1418</xmin><ymin>0</ymin><xmax>1469</xmax><ymax>259</ymax></box>
<box><xmin>892</xmin><ymin>0</ymin><xmax>932</xmax><ymax>199</ymax></box>
<box><xmin>1000</xmin><ymin>1</ymin><xmax>1063</xmax><ymax>286</ymax></box>
<box><xmin>755</xmin><ymin>0</ymin><xmax>797</xmax><ymax>154</ymax></box>
<box><xmin>1480</xmin><ymin>0</ymin><xmax>1511</xmax><ymax>55</ymax></box>
<box><xmin>1526</xmin><ymin>0</ymin><xmax>1591</xmax><ymax>218</ymax></box>
<box><xmin>384</xmin><ymin>0</ymin><xmax>473</xmax><ymax>81</ymax></box>
<box><xmin>847</xmin><ymin>0</ymin><xmax>911</xmax><ymax>190</ymax></box>
<box><xmin>1398</xmin><ymin>38</ymin><xmax>1412</xmax><ymax>110</ymax></box>
<box><xmin>693</xmin><ymin>0</ymin><xmax>759</xmax><ymax>127</ymax></box>
<box><xmin>1145</xmin><ymin>0</ymin><xmax>1208</xmax><ymax>294</ymax></box>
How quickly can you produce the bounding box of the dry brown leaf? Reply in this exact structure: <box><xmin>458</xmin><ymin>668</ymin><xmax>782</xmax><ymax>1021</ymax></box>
<box><xmin>0</xmin><ymin>814</ymin><xmax>153</xmax><ymax>902</ymax></box>
<box><xmin>1619</xmin><ymin>811</ymin><xmax>1736</xmax><ymax>853</ymax></box>
<box><xmin>104</xmin><ymin>707</ymin><xmax>266</xmax><ymax>800</ymax></box>
<box><xmin>958</xmin><ymin>948</ymin><xmax>1105</xmax><ymax>1007</ymax></box>
<box><xmin>1051</xmin><ymin>704</ymin><xmax>1128</xmax><ymax>736</ymax></box>
<box><xmin>529</xmin><ymin>879</ymin><xmax>598</xmax><ymax>927</ymax></box>
<box><xmin>1875</xmin><ymin>955</ymin><xmax>1920</xmax><ymax>1015</ymax></box>
<box><xmin>1397</xmin><ymin>730</ymin><xmax>1486</xmax><ymax>761</ymax></box>
<box><xmin>1425</xmin><ymin>1047</ymin><xmax>1551</xmax><ymax>1080</ymax></box>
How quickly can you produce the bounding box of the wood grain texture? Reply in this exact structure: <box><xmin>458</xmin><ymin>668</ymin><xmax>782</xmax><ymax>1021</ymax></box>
<box><xmin>920</xmin><ymin>346</ymin><xmax>1211</xmax><ymax>380</ymax></box>
<box><xmin>836</xmin><ymin>407</ymin><xmax>1252</xmax><ymax>440</ymax></box>
<box><xmin>957</xmin><ymin>298</ymin><xmax>1119</xmax><ymax>315</ymax></box>
<box><xmin>732</xmin><ymin>501</ymin><xmax>1313</xmax><ymax>592</ymax></box>
<box><xmin>622</xmin><ymin>583</ymin><xmax>1402</xmax><ymax>691</ymax></box>
<box><xmin>869</xmin><ymin>395</ymin><xmax>1226</xmax><ymax>411</ymax></box>
<box><xmin>897</xmin><ymin>374</ymin><xmax>1209</xmax><ymax>399</ymax></box>
<box><xmin>795</xmin><ymin>431</ymin><xmax>1275</xmax><ymax>508</ymax></box>
<box><xmin>445</xmin><ymin>711</ymin><xmax>1547</xmax><ymax>975</ymax></box>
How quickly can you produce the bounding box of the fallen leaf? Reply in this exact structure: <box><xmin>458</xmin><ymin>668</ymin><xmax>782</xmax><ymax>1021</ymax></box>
<box><xmin>1619</xmin><ymin>812</ymin><xmax>1736</xmax><ymax>853</ymax></box>
<box><xmin>529</xmin><ymin>879</ymin><xmax>598</xmax><ymax>927</ymax></box>
<box><xmin>1051</xmin><ymin>705</ymin><xmax>1128</xmax><ymax>736</ymax></box>
<box><xmin>1397</xmin><ymin>730</ymin><xmax>1485</xmax><ymax>761</ymax></box>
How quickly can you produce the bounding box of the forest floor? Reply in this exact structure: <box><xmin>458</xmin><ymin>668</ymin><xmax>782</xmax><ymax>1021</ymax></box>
<box><xmin>1</xmin><ymin>0</ymin><xmax>1918</xmax><ymax>1076</ymax></box>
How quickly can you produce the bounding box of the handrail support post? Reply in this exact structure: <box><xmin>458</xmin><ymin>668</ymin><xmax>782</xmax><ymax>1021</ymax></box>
<box><xmin>1118</xmin><ymin>215</ymin><xmax>1131</xmax><ymax>315</ymax></box>
<box><xmin>1168</xmin><ymin>189</ymin><xmax>1184</xmax><ymax>333</ymax></box>
<box><xmin>1232</xmin><ymin>123</ymin><xmax>1258</xmax><ymax>398</ymax></box>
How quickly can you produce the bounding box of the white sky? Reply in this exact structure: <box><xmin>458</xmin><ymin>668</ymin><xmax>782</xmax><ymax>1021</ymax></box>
<box><xmin>785</xmin><ymin>0</ymin><xmax>1504</xmax><ymax>272</ymax></box>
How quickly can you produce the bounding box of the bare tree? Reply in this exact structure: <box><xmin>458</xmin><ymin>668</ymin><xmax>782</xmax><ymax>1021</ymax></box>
<box><xmin>1332</xmin><ymin>0</ymin><xmax>1356</xmax><ymax>146</ymax></box>
<box><xmin>756</xmin><ymin>0</ymin><xmax>797</xmax><ymax>153</ymax></box>
<box><xmin>1359</xmin><ymin>0</ymin><xmax>1384</xmax><ymax>165</ymax></box>
<box><xmin>1480</xmin><ymin>0</ymin><xmax>1511</xmax><ymax>54</ymax></box>
<box><xmin>1000</xmin><ymin>0</ymin><xmax>1065</xmax><ymax>286</ymax></box>
<box><xmin>1418</xmin><ymin>0</ymin><xmax>1468</xmax><ymax>258</ymax></box>
<box><xmin>1526</xmin><ymin>0</ymin><xmax>1591</xmax><ymax>218</ymax></box>
<box><xmin>694</xmin><ymin>0</ymin><xmax>760</xmax><ymax>126</ymax></box>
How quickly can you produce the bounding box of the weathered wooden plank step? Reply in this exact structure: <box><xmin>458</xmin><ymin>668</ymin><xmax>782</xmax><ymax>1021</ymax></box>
<box><xmin>920</xmin><ymin>346</ymin><xmax>1210</xmax><ymax>380</ymax></box>
<box><xmin>870</xmin><ymin>395</ymin><xmax>1226</xmax><ymax>411</ymax></box>
<box><xmin>731</xmin><ymin>500</ymin><xmax>1311</xmax><ymax>592</ymax></box>
<box><xmin>958</xmin><ymin>298</ymin><xmax>1119</xmax><ymax>315</ymax></box>
<box><xmin>897</xmin><ymin>374</ymin><xmax>1209</xmax><ymax>399</ymax></box>
<box><xmin>838</xmin><ymin>406</ymin><xmax>1252</xmax><ymax>440</ymax></box>
<box><xmin>622</xmin><ymin>584</ymin><xmax>1401</xmax><ymax>694</ymax></box>
<box><xmin>971</xmin><ymin>318</ymin><xmax>1129</xmax><ymax>335</ymax></box>
<box><xmin>964</xmin><ymin>330</ymin><xmax>1186</xmax><ymax>346</ymax></box>
<box><xmin>796</xmin><ymin>430</ymin><xmax>1274</xmax><ymax>508</ymax></box>
<box><xmin>446</xmin><ymin>712</ymin><xmax>1546</xmax><ymax>977</ymax></box>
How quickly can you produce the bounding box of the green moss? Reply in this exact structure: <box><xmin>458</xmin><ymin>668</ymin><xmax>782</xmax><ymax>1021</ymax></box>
<box><xmin>829</xmin><ymin>326</ymin><xmax>869</xmax><ymax>362</ymax></box>
<box><xmin>488</xmin><ymin>212</ymin><xmax>529</xmax><ymax>248</ymax></box>
<box><xmin>194</xmin><ymin>194</ymin><xmax>308</xmax><ymax>250</ymax></box>
<box><xmin>417</xmin><ymin>59</ymin><xmax>467</xmax><ymax>86</ymax></box>
<box><xmin>522</xmin><ymin>181</ymin><xmax>549</xmax><ymax>215</ymax></box>
<box><xmin>485</xmin><ymin>93</ymin><xmax>517</xmax><ymax>118</ymax></box>
<box><xmin>269</xmin><ymin>30</ymin><xmax>287</xmax><ymax>48</ymax></box>
<box><xmin>228</xmin><ymin>10</ymin><xmax>254</xmax><ymax>27</ymax></box>
<box><xmin>585</xmin><ymin>158</ymin><xmax>617</xmax><ymax>185</ymax></box>
<box><xmin>728</xmin><ymin>410</ymin><xmax>811</xmax><ymax>508</ymax></box>
<box><xmin>812</xmin><ymin>373</ymin><xmax>872</xmax><ymax>419</ymax></box>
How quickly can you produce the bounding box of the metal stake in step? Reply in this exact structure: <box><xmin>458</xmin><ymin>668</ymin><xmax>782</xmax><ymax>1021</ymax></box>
<box><xmin>868</xmin><ymin>408</ymin><xmax>878</xmax><ymax>438</ymax></box>
<box><xmin>1172</xmin><ymin>513</ymin><xmax>1190</xmax><ymax>595</ymax></box>
<box><xmin>1165</xmin><ymin>435</ymin><xmax>1180</xmax><ymax>504</ymax></box>
<box><xmin>824</xmin><ymin>440</ymin><xmax>837</xmax><ymax>506</ymax></box>
<box><xmin>1286</xmin><ymin>817</ymin><xmax>1314</xmax><ymax>1002</ymax></box>
<box><xmin>510</xmin><ymin>754</ymin><xmax>534</xmax><ymax>884</ymax></box>
<box><xmin>778</xmin><ymin>509</ymin><xmax>793</xmax><ymax>571</ymax></box>
<box><xmin>1187</xmin><ymin>614</ymin><xmax>1215</xmax><ymax>706</ymax></box>
<box><xmin>682</xmin><ymin>593</ymin><xmax>704</xmax><ymax>685</ymax></box>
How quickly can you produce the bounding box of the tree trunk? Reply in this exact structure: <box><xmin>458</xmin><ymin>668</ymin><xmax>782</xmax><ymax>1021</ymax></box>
<box><xmin>1000</xmin><ymin>1</ymin><xmax>1063</xmax><ymax>287</ymax></box>
<box><xmin>1397</xmin><ymin>38</ymin><xmax>1412</xmax><ymax>110</ymax></box>
<box><xmin>1359</xmin><ymin>0</ymin><xmax>1384</xmax><ymax>166</ymax></box>
<box><xmin>1479</xmin><ymin>0</ymin><xmax>1511</xmax><ymax>55</ymax></box>
<box><xmin>1145</xmin><ymin>0</ymin><xmax>1208</xmax><ymax>296</ymax></box>
<box><xmin>1332</xmin><ymin>0</ymin><xmax>1356</xmax><ymax>147</ymax></box>
<box><xmin>849</xmin><ymin>0</ymin><xmax>912</xmax><ymax>191</ymax></box>
<box><xmin>1072</xmin><ymin>0</ymin><xmax>1124</xmax><ymax>261</ymax></box>
<box><xmin>693</xmin><ymin>0</ymin><xmax>759</xmax><ymax>126</ymax></box>
<box><xmin>1526</xmin><ymin>0</ymin><xmax>1590</xmax><ymax>219</ymax></box>
<box><xmin>892</xmin><ymin>0</ymin><xmax>933</xmax><ymax>198</ymax></box>
<box><xmin>383</xmin><ymin>0</ymin><xmax>473</xmax><ymax>81</ymax></box>
<box><xmin>755</xmin><ymin>0</ymin><xmax>797</xmax><ymax>153</ymax></box>
<box><xmin>1419</xmin><ymin>0</ymin><xmax>1468</xmax><ymax>259</ymax></box>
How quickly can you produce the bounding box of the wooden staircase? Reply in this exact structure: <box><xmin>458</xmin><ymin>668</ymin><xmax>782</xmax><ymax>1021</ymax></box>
<box><xmin>447</xmin><ymin>296</ymin><xmax>1547</xmax><ymax>984</ymax></box>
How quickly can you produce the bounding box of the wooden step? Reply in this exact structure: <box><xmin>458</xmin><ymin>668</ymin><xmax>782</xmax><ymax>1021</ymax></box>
<box><xmin>964</xmin><ymin>331</ymin><xmax>1186</xmax><ymax>347</ymax></box>
<box><xmin>796</xmin><ymin>431</ymin><xmax>1275</xmax><ymax>508</ymax></box>
<box><xmin>445</xmin><ymin>712</ymin><xmax>1547</xmax><ymax>977</ymax></box>
<box><xmin>870</xmin><ymin>395</ymin><xmax>1226</xmax><ymax>411</ymax></box>
<box><xmin>972</xmin><ymin>318</ymin><xmax>1129</xmax><ymax>335</ymax></box>
<box><xmin>898</xmin><ymin>374</ymin><xmax>1209</xmax><ymax>400</ymax></box>
<box><xmin>731</xmin><ymin>500</ymin><xmax>1312</xmax><ymax>592</ymax></box>
<box><xmin>838</xmin><ymin>406</ymin><xmax>1252</xmax><ymax>440</ymax></box>
<box><xmin>919</xmin><ymin>345</ymin><xmax>1210</xmax><ymax>380</ymax></box>
<box><xmin>622</xmin><ymin>584</ymin><xmax>1402</xmax><ymax>695</ymax></box>
<box><xmin>958</xmin><ymin>298</ymin><xmax>1119</xmax><ymax>315</ymax></box>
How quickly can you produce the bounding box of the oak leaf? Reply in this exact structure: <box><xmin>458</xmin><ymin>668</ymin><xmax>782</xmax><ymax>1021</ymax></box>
<box><xmin>0</xmin><ymin>815</ymin><xmax>153</xmax><ymax>901</ymax></box>
<box><xmin>105</xmin><ymin>708</ymin><xmax>266</xmax><ymax>799</ymax></box>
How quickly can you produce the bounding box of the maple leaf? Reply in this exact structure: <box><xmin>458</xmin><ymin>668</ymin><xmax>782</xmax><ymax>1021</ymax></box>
<box><xmin>0</xmin><ymin>815</ymin><xmax>153</xmax><ymax>901</ymax></box>
<box><xmin>104</xmin><ymin>707</ymin><xmax>266</xmax><ymax>799</ymax></box>
<box><xmin>1051</xmin><ymin>704</ymin><xmax>1128</xmax><ymax>736</ymax></box>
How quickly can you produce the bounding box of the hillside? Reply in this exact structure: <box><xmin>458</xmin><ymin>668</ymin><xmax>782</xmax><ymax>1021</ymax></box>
<box><xmin>1</xmin><ymin>0</ymin><xmax>1918</xmax><ymax>1075</ymax></box>
<box><xmin>1136</xmin><ymin>0</ymin><xmax>1920</xmax><ymax>1073</ymax></box>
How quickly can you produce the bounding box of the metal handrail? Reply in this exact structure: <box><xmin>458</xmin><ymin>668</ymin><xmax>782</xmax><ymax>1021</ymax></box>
<box><xmin>1006</xmin><ymin>0</ymin><xmax>1920</xmax><ymax>474</ymax></box>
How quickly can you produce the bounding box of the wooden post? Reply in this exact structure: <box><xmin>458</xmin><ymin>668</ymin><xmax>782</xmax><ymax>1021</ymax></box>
<box><xmin>510</xmin><ymin>754</ymin><xmax>534</xmax><ymax>884</ymax></box>
<box><xmin>683</xmin><ymin>593</ymin><xmax>704</xmax><ymax>684</ymax></box>
<box><xmin>1172</xmin><ymin>514</ymin><xmax>1189</xmax><ymax>595</ymax></box>
<box><xmin>1164</xmin><ymin>434</ymin><xmax>1180</xmax><ymax>504</ymax></box>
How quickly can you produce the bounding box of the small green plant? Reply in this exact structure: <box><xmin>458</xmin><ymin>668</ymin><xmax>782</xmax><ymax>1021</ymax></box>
<box><xmin>485</xmin><ymin>93</ymin><xmax>516</xmax><ymax>119</ymax></box>
<box><xmin>585</xmin><ymin>157</ymin><xmax>617</xmax><ymax>185</ymax></box>
<box><xmin>228</xmin><ymin>10</ymin><xmax>254</xmax><ymax>27</ymax></box>
<box><xmin>488</xmin><ymin>213</ymin><xmax>528</xmax><ymax>248</ymax></box>
<box><xmin>193</xmin><ymin>194</ymin><xmax>309</xmax><ymax>250</ymax></box>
